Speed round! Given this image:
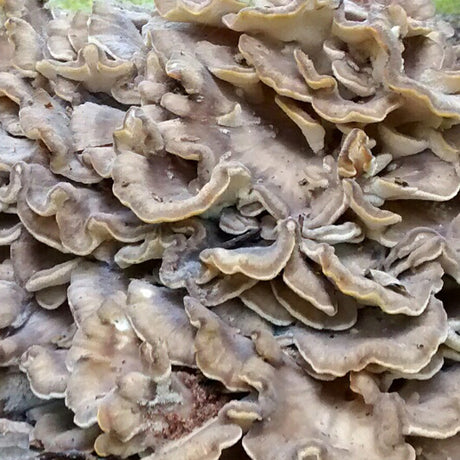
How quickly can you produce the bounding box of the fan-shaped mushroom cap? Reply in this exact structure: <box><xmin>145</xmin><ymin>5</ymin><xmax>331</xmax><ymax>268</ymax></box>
<box><xmin>185</xmin><ymin>296</ymin><xmax>272</xmax><ymax>392</ymax></box>
<box><xmin>239</xmin><ymin>282</ymin><xmax>294</xmax><ymax>327</ymax></box>
<box><xmin>70</xmin><ymin>101</ymin><xmax>125</xmax><ymax>152</ymax></box>
<box><xmin>223</xmin><ymin>0</ymin><xmax>338</xmax><ymax>47</ymax></box>
<box><xmin>0</xmin><ymin>127</ymin><xmax>47</xmax><ymax>172</ymax></box>
<box><xmin>0</xmin><ymin>280</ymin><xmax>29</xmax><ymax>329</ymax></box>
<box><xmin>0</xmin><ymin>99</ymin><xmax>23</xmax><ymax>137</ymax></box>
<box><xmin>238</xmin><ymin>35</ymin><xmax>313</xmax><ymax>103</ymax></box>
<box><xmin>272</xmin><ymin>278</ymin><xmax>358</xmax><ymax>331</ymax></box>
<box><xmin>143</xmin><ymin>417</ymin><xmax>242</xmax><ymax>460</ymax></box>
<box><xmin>212</xmin><ymin>297</ymin><xmax>275</xmax><ymax>337</ymax></box>
<box><xmin>411</xmin><ymin>434</ymin><xmax>460</xmax><ymax>460</ymax></box>
<box><xmin>31</xmin><ymin>404</ymin><xmax>100</xmax><ymax>453</ymax></box>
<box><xmin>16</xmin><ymin>162</ymin><xmax>150</xmax><ymax>255</ymax></box>
<box><xmin>88</xmin><ymin>1</ymin><xmax>145</xmax><ymax>61</ymax></box>
<box><xmin>46</xmin><ymin>16</ymin><xmax>76</xmax><ymax>62</ymax></box>
<box><xmin>11</xmin><ymin>230</ymin><xmax>80</xmax><ymax>293</ymax></box>
<box><xmin>274</xmin><ymin>95</ymin><xmax>325</xmax><ymax>154</ymax></box>
<box><xmin>241</xmin><ymin>360</ymin><xmax>414</xmax><ymax>460</ymax></box>
<box><xmin>200</xmin><ymin>219</ymin><xmax>296</xmax><ymax>280</ymax></box>
<box><xmin>366</xmin><ymin>152</ymin><xmax>460</xmax><ymax>201</ymax></box>
<box><xmin>0</xmin><ymin>418</ymin><xmax>35</xmax><ymax>460</ymax></box>
<box><xmin>0</xmin><ymin>305</ymin><xmax>73</xmax><ymax>367</ymax></box>
<box><xmin>5</xmin><ymin>16</ymin><xmax>43</xmax><ymax>77</ymax></box>
<box><xmin>301</xmin><ymin>240</ymin><xmax>444</xmax><ymax>315</ymax></box>
<box><xmin>196</xmin><ymin>40</ymin><xmax>263</xmax><ymax>103</ymax></box>
<box><xmin>293</xmin><ymin>296</ymin><xmax>448</xmax><ymax>377</ymax></box>
<box><xmin>65</xmin><ymin>294</ymin><xmax>141</xmax><ymax>428</ymax></box>
<box><xmin>112</xmin><ymin>150</ymin><xmax>252</xmax><ymax>224</ymax></box>
<box><xmin>155</xmin><ymin>0</ymin><xmax>245</xmax><ymax>26</ymax></box>
<box><xmin>18</xmin><ymin>89</ymin><xmax>101</xmax><ymax>183</ymax></box>
<box><xmin>126</xmin><ymin>280</ymin><xmax>196</xmax><ymax>366</ymax></box>
<box><xmin>36</xmin><ymin>43</ymin><xmax>135</xmax><ymax>94</ymax></box>
<box><xmin>283</xmin><ymin>246</ymin><xmax>337</xmax><ymax>315</ymax></box>
<box><xmin>398</xmin><ymin>366</ymin><xmax>460</xmax><ymax>439</ymax></box>
<box><xmin>19</xmin><ymin>345</ymin><xmax>68</xmax><ymax>400</ymax></box>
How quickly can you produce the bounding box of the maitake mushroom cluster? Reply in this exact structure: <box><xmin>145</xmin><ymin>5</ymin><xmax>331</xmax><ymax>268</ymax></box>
<box><xmin>0</xmin><ymin>0</ymin><xmax>459</xmax><ymax>458</ymax></box>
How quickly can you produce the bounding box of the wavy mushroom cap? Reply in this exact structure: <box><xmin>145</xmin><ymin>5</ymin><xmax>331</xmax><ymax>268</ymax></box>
<box><xmin>0</xmin><ymin>0</ymin><xmax>459</xmax><ymax>459</ymax></box>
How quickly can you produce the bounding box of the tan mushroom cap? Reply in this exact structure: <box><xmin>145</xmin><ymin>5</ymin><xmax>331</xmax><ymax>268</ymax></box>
<box><xmin>283</xmin><ymin>246</ymin><xmax>337</xmax><ymax>315</ymax></box>
<box><xmin>301</xmin><ymin>240</ymin><xmax>444</xmax><ymax>316</ymax></box>
<box><xmin>35</xmin><ymin>284</ymin><xmax>68</xmax><ymax>310</ymax></box>
<box><xmin>17</xmin><ymin>162</ymin><xmax>150</xmax><ymax>255</ymax></box>
<box><xmin>31</xmin><ymin>405</ymin><xmax>100</xmax><ymax>454</ymax></box>
<box><xmin>343</xmin><ymin>179</ymin><xmax>402</xmax><ymax>231</ymax></box>
<box><xmin>65</xmin><ymin>294</ymin><xmax>142</xmax><ymax>428</ymax></box>
<box><xmin>294</xmin><ymin>48</ymin><xmax>336</xmax><ymax>90</ymax></box>
<box><xmin>11</xmin><ymin>230</ymin><xmax>80</xmax><ymax>292</ymax></box>
<box><xmin>275</xmin><ymin>95</ymin><xmax>325</xmax><ymax>154</ymax></box>
<box><xmin>113</xmin><ymin>105</ymin><xmax>164</xmax><ymax>157</ymax></box>
<box><xmin>271</xmin><ymin>278</ymin><xmax>358</xmax><ymax>331</ymax></box>
<box><xmin>67</xmin><ymin>261</ymin><xmax>128</xmax><ymax>327</ymax></box>
<box><xmin>200</xmin><ymin>219</ymin><xmax>296</xmax><ymax>281</ymax></box>
<box><xmin>410</xmin><ymin>434</ymin><xmax>460</xmax><ymax>460</ymax></box>
<box><xmin>196</xmin><ymin>40</ymin><xmax>263</xmax><ymax>103</ymax></box>
<box><xmin>0</xmin><ymin>98</ymin><xmax>23</xmax><ymax>137</ymax></box>
<box><xmin>5</xmin><ymin>16</ymin><xmax>43</xmax><ymax>77</ymax></box>
<box><xmin>238</xmin><ymin>35</ymin><xmax>313</xmax><ymax>103</ymax></box>
<box><xmin>46</xmin><ymin>16</ymin><xmax>77</xmax><ymax>62</ymax></box>
<box><xmin>126</xmin><ymin>280</ymin><xmax>196</xmax><ymax>366</ymax></box>
<box><xmin>19</xmin><ymin>345</ymin><xmax>69</xmax><ymax>399</ymax></box>
<box><xmin>0</xmin><ymin>305</ymin><xmax>73</xmax><ymax>367</ymax></box>
<box><xmin>0</xmin><ymin>128</ymin><xmax>47</xmax><ymax>171</ymax></box>
<box><xmin>300</xmin><ymin>221</ymin><xmax>364</xmax><ymax>245</ymax></box>
<box><xmin>365</xmin><ymin>152</ymin><xmax>460</xmax><ymax>201</ymax></box>
<box><xmin>36</xmin><ymin>43</ymin><xmax>135</xmax><ymax>94</ymax></box>
<box><xmin>223</xmin><ymin>0</ymin><xmax>338</xmax><ymax>48</ymax></box>
<box><xmin>212</xmin><ymin>297</ymin><xmax>275</xmax><ymax>337</ymax></box>
<box><xmin>155</xmin><ymin>0</ymin><xmax>245</xmax><ymax>26</ymax></box>
<box><xmin>0</xmin><ymin>72</ymin><xmax>33</xmax><ymax>104</ymax></box>
<box><xmin>239</xmin><ymin>282</ymin><xmax>294</xmax><ymax>327</ymax></box>
<box><xmin>218</xmin><ymin>207</ymin><xmax>259</xmax><ymax>236</ymax></box>
<box><xmin>186</xmin><ymin>272</ymin><xmax>258</xmax><ymax>307</ymax></box>
<box><xmin>293</xmin><ymin>296</ymin><xmax>448</xmax><ymax>377</ymax></box>
<box><xmin>241</xmin><ymin>360</ymin><xmax>414</xmax><ymax>460</ymax></box>
<box><xmin>112</xmin><ymin>151</ymin><xmax>252</xmax><ymax>224</ymax></box>
<box><xmin>70</xmin><ymin>102</ymin><xmax>125</xmax><ymax>152</ymax></box>
<box><xmin>18</xmin><ymin>89</ymin><xmax>100</xmax><ymax>183</ymax></box>
<box><xmin>144</xmin><ymin>417</ymin><xmax>242</xmax><ymax>460</ymax></box>
<box><xmin>185</xmin><ymin>296</ymin><xmax>272</xmax><ymax>392</ymax></box>
<box><xmin>379</xmin><ymin>349</ymin><xmax>446</xmax><ymax>389</ymax></box>
<box><xmin>0</xmin><ymin>279</ymin><xmax>29</xmax><ymax>329</ymax></box>
<box><xmin>398</xmin><ymin>366</ymin><xmax>460</xmax><ymax>439</ymax></box>
<box><xmin>114</xmin><ymin>227</ymin><xmax>168</xmax><ymax>269</ymax></box>
<box><xmin>0</xmin><ymin>418</ymin><xmax>35</xmax><ymax>459</ymax></box>
<box><xmin>88</xmin><ymin>1</ymin><xmax>144</xmax><ymax>61</ymax></box>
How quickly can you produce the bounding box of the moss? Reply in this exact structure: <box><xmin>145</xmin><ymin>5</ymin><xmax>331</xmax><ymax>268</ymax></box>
<box><xmin>434</xmin><ymin>0</ymin><xmax>460</xmax><ymax>15</ymax></box>
<box><xmin>45</xmin><ymin>0</ymin><xmax>459</xmax><ymax>15</ymax></box>
<box><xmin>46</xmin><ymin>0</ymin><xmax>154</xmax><ymax>11</ymax></box>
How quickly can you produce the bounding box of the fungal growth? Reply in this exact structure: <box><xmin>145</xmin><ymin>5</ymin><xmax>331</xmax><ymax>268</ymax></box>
<box><xmin>0</xmin><ymin>0</ymin><xmax>459</xmax><ymax>458</ymax></box>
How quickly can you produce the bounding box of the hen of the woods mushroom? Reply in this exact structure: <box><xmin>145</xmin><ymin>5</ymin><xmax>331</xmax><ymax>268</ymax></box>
<box><xmin>0</xmin><ymin>0</ymin><xmax>459</xmax><ymax>458</ymax></box>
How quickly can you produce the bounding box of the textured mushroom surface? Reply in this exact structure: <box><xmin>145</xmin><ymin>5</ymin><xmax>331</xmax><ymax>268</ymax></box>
<box><xmin>0</xmin><ymin>0</ymin><xmax>459</xmax><ymax>459</ymax></box>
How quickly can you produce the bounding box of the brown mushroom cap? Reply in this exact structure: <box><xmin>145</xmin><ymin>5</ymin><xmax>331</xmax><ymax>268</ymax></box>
<box><xmin>0</xmin><ymin>1</ymin><xmax>459</xmax><ymax>458</ymax></box>
<box><xmin>293</xmin><ymin>296</ymin><xmax>448</xmax><ymax>377</ymax></box>
<box><xmin>126</xmin><ymin>280</ymin><xmax>196</xmax><ymax>366</ymax></box>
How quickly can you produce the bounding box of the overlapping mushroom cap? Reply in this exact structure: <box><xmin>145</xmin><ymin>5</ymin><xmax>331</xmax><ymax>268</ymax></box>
<box><xmin>0</xmin><ymin>0</ymin><xmax>459</xmax><ymax>458</ymax></box>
